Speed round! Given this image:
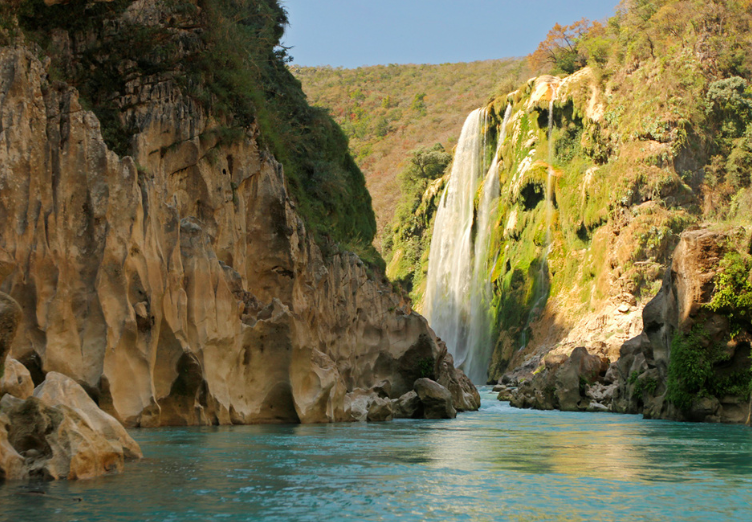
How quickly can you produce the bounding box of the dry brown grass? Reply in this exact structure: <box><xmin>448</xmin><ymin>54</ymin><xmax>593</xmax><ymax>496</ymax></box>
<box><xmin>292</xmin><ymin>59</ymin><xmax>529</xmax><ymax>248</ymax></box>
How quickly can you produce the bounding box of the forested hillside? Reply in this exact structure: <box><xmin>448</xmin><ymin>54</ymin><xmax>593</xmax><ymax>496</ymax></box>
<box><xmin>294</xmin><ymin>60</ymin><xmax>529</xmax><ymax>246</ymax></box>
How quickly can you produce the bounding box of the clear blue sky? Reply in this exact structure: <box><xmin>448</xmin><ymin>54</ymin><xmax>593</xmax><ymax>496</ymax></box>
<box><xmin>281</xmin><ymin>0</ymin><xmax>621</xmax><ymax>67</ymax></box>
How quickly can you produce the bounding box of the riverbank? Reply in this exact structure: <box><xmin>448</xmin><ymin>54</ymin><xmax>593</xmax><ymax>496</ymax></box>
<box><xmin>2</xmin><ymin>387</ymin><xmax>751</xmax><ymax>521</ymax></box>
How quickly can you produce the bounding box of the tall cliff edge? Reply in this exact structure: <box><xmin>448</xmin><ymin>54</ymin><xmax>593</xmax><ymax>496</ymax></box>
<box><xmin>0</xmin><ymin>3</ymin><xmax>477</xmax><ymax>430</ymax></box>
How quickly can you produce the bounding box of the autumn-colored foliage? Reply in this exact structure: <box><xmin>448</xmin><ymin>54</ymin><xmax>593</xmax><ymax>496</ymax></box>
<box><xmin>528</xmin><ymin>18</ymin><xmax>592</xmax><ymax>74</ymax></box>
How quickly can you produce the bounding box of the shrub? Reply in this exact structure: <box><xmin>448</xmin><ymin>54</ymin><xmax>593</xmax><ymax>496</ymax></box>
<box><xmin>707</xmin><ymin>251</ymin><xmax>752</xmax><ymax>339</ymax></box>
<box><xmin>666</xmin><ymin>327</ymin><xmax>716</xmax><ymax>411</ymax></box>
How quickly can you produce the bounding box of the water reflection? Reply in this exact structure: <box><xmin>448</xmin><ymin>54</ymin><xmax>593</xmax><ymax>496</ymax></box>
<box><xmin>2</xmin><ymin>388</ymin><xmax>751</xmax><ymax>521</ymax></box>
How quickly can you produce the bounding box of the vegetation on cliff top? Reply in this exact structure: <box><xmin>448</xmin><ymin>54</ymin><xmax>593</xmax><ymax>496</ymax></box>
<box><xmin>0</xmin><ymin>0</ymin><xmax>378</xmax><ymax>262</ymax></box>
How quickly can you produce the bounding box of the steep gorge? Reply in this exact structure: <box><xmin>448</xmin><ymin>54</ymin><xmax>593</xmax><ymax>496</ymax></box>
<box><xmin>0</xmin><ymin>0</ymin><xmax>478</xmax><ymax>469</ymax></box>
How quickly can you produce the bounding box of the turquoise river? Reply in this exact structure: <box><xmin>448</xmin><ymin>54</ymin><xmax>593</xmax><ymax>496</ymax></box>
<box><xmin>2</xmin><ymin>388</ymin><xmax>752</xmax><ymax>521</ymax></box>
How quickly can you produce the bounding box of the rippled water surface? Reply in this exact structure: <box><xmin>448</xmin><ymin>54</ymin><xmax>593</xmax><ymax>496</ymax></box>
<box><xmin>3</xmin><ymin>387</ymin><xmax>752</xmax><ymax>521</ymax></box>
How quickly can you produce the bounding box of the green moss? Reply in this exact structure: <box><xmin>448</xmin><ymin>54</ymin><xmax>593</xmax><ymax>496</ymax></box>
<box><xmin>417</xmin><ymin>357</ymin><xmax>435</xmax><ymax>379</ymax></box>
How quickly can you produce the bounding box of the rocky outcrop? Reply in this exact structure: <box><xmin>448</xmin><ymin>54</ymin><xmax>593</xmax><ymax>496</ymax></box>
<box><xmin>34</xmin><ymin>372</ymin><xmax>142</xmax><ymax>460</ymax></box>
<box><xmin>503</xmin><ymin>229</ymin><xmax>751</xmax><ymax>425</ymax></box>
<box><xmin>505</xmin><ymin>347</ymin><xmax>609</xmax><ymax>412</ymax></box>
<box><xmin>0</xmin><ymin>357</ymin><xmax>34</xmax><ymax>400</ymax></box>
<box><xmin>0</xmin><ymin>42</ymin><xmax>476</xmax><ymax>428</ymax></box>
<box><xmin>0</xmin><ymin>373</ymin><xmax>142</xmax><ymax>482</ymax></box>
<box><xmin>610</xmin><ymin>229</ymin><xmax>750</xmax><ymax>423</ymax></box>
<box><xmin>414</xmin><ymin>378</ymin><xmax>457</xmax><ymax>419</ymax></box>
<box><xmin>436</xmin><ymin>350</ymin><xmax>481</xmax><ymax>411</ymax></box>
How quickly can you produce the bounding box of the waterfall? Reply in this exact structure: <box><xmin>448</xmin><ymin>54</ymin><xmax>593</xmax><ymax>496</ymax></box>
<box><xmin>425</xmin><ymin>105</ymin><xmax>512</xmax><ymax>383</ymax></box>
<box><xmin>424</xmin><ymin>109</ymin><xmax>485</xmax><ymax>380</ymax></box>
<box><xmin>465</xmin><ymin>104</ymin><xmax>513</xmax><ymax>382</ymax></box>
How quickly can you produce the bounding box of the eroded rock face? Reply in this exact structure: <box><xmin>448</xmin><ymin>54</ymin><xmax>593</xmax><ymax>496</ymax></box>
<box><xmin>0</xmin><ymin>357</ymin><xmax>34</xmax><ymax>400</ymax></box>
<box><xmin>0</xmin><ymin>47</ymin><xmax>477</xmax><ymax>427</ymax></box>
<box><xmin>0</xmin><ymin>372</ymin><xmax>142</xmax><ymax>481</ymax></box>
<box><xmin>612</xmin><ymin>229</ymin><xmax>751</xmax><ymax>423</ymax></box>
<box><xmin>0</xmin><ymin>293</ymin><xmax>21</xmax><ymax>379</ymax></box>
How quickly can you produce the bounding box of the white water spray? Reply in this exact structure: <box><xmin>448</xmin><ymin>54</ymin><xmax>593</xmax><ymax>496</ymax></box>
<box><xmin>425</xmin><ymin>105</ymin><xmax>513</xmax><ymax>383</ymax></box>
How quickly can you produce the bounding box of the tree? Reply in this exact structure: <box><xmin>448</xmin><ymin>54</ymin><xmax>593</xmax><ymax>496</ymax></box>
<box><xmin>410</xmin><ymin>92</ymin><xmax>427</xmax><ymax>114</ymax></box>
<box><xmin>528</xmin><ymin>18</ymin><xmax>591</xmax><ymax>74</ymax></box>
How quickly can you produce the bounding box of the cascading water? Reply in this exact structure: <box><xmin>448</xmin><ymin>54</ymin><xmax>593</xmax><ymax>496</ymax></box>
<box><xmin>424</xmin><ymin>109</ymin><xmax>485</xmax><ymax>380</ymax></box>
<box><xmin>425</xmin><ymin>105</ymin><xmax>512</xmax><ymax>383</ymax></box>
<box><xmin>465</xmin><ymin>104</ymin><xmax>513</xmax><ymax>381</ymax></box>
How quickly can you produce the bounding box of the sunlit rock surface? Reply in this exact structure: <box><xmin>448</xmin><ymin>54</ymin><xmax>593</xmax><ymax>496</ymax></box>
<box><xmin>0</xmin><ymin>46</ymin><xmax>476</xmax><ymax>429</ymax></box>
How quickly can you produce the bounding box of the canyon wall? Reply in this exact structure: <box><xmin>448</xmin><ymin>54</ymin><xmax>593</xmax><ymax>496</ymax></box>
<box><xmin>0</xmin><ymin>43</ymin><xmax>476</xmax><ymax>427</ymax></box>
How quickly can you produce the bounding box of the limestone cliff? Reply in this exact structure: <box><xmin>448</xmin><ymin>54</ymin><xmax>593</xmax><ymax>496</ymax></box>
<box><xmin>0</xmin><ymin>8</ymin><xmax>477</xmax><ymax>429</ymax></box>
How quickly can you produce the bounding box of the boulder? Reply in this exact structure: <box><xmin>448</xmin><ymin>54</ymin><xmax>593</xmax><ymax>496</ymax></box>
<box><xmin>391</xmin><ymin>391</ymin><xmax>421</xmax><ymax>419</ymax></box>
<box><xmin>496</xmin><ymin>386</ymin><xmax>514</xmax><ymax>402</ymax></box>
<box><xmin>343</xmin><ymin>389</ymin><xmax>376</xmax><ymax>422</ymax></box>
<box><xmin>586</xmin><ymin>401</ymin><xmax>610</xmax><ymax>412</ymax></box>
<box><xmin>568</xmin><ymin>347</ymin><xmax>604</xmax><ymax>383</ymax></box>
<box><xmin>0</xmin><ymin>357</ymin><xmax>34</xmax><ymax>400</ymax></box>
<box><xmin>414</xmin><ymin>378</ymin><xmax>456</xmax><ymax>419</ymax></box>
<box><xmin>0</xmin><ymin>395</ymin><xmax>124</xmax><ymax>481</ymax></box>
<box><xmin>554</xmin><ymin>360</ymin><xmax>581</xmax><ymax>412</ymax></box>
<box><xmin>0</xmin><ymin>373</ymin><xmax>142</xmax><ymax>481</ymax></box>
<box><xmin>435</xmin><ymin>349</ymin><xmax>481</xmax><ymax>411</ymax></box>
<box><xmin>366</xmin><ymin>397</ymin><xmax>393</xmax><ymax>422</ymax></box>
<box><xmin>33</xmin><ymin>372</ymin><xmax>143</xmax><ymax>460</ymax></box>
<box><xmin>687</xmin><ymin>395</ymin><xmax>721</xmax><ymax>423</ymax></box>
